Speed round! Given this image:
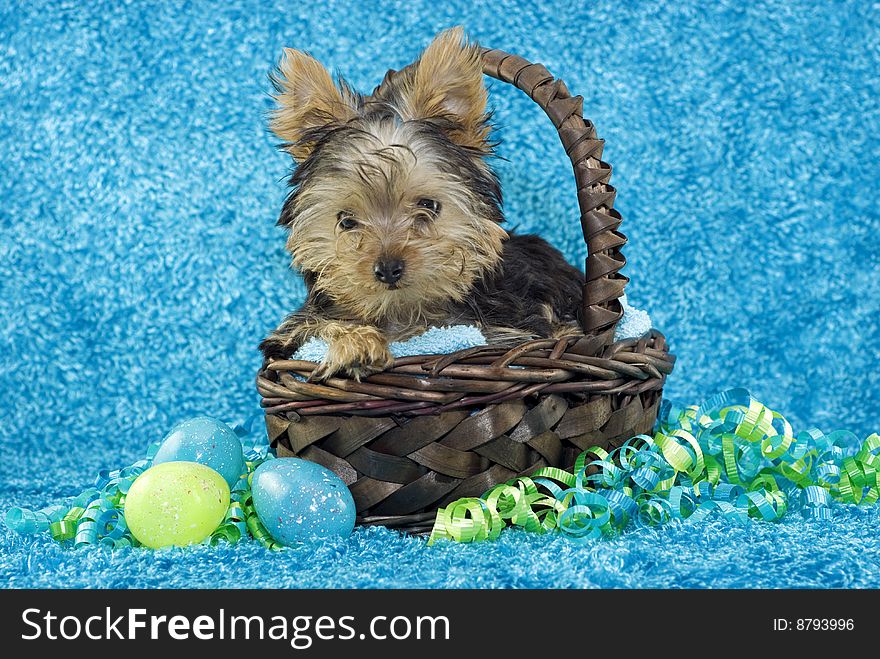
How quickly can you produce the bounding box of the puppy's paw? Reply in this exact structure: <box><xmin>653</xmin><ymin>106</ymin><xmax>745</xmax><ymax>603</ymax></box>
<box><xmin>310</xmin><ymin>326</ymin><xmax>393</xmax><ymax>382</ymax></box>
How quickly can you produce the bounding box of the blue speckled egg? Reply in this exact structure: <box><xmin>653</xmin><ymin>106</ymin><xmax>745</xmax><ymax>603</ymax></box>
<box><xmin>251</xmin><ymin>458</ymin><xmax>356</xmax><ymax>545</ymax></box>
<box><xmin>153</xmin><ymin>416</ymin><xmax>245</xmax><ymax>488</ymax></box>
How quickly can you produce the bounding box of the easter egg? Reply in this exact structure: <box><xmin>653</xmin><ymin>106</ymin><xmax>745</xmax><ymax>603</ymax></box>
<box><xmin>153</xmin><ymin>416</ymin><xmax>245</xmax><ymax>487</ymax></box>
<box><xmin>124</xmin><ymin>461</ymin><xmax>230</xmax><ymax>549</ymax></box>
<box><xmin>251</xmin><ymin>458</ymin><xmax>356</xmax><ymax>545</ymax></box>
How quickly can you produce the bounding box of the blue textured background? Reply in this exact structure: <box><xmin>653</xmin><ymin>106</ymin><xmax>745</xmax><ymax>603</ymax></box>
<box><xmin>2</xmin><ymin>0</ymin><xmax>878</xmax><ymax>588</ymax></box>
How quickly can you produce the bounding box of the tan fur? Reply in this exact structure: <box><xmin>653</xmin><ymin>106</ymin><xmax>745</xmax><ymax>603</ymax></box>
<box><xmin>264</xmin><ymin>316</ymin><xmax>393</xmax><ymax>381</ymax></box>
<box><xmin>270</xmin><ymin>49</ymin><xmax>358</xmax><ymax>161</ymax></box>
<box><xmin>309</xmin><ymin>322</ymin><xmax>393</xmax><ymax>381</ymax></box>
<box><xmin>263</xmin><ymin>313</ymin><xmax>328</xmax><ymax>359</ymax></box>
<box><xmin>378</xmin><ymin>27</ymin><xmax>490</xmax><ymax>151</ymax></box>
<box><xmin>286</xmin><ymin>122</ymin><xmax>507</xmax><ymax>330</ymax></box>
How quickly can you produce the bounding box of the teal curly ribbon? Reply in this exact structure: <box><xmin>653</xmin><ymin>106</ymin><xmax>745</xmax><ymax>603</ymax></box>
<box><xmin>428</xmin><ymin>390</ymin><xmax>880</xmax><ymax>545</ymax></box>
<box><xmin>6</xmin><ymin>417</ymin><xmax>279</xmax><ymax>551</ymax></box>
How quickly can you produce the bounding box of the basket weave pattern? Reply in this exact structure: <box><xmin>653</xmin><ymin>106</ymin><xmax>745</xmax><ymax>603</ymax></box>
<box><xmin>258</xmin><ymin>48</ymin><xmax>675</xmax><ymax>532</ymax></box>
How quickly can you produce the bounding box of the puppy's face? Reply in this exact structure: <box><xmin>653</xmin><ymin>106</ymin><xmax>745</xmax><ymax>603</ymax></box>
<box><xmin>271</xmin><ymin>28</ymin><xmax>507</xmax><ymax>325</ymax></box>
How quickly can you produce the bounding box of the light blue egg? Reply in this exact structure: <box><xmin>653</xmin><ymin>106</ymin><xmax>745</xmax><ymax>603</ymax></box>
<box><xmin>251</xmin><ymin>458</ymin><xmax>356</xmax><ymax>545</ymax></box>
<box><xmin>153</xmin><ymin>416</ymin><xmax>245</xmax><ymax>487</ymax></box>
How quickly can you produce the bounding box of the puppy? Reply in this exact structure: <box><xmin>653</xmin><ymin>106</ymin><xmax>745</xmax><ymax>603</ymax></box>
<box><xmin>260</xmin><ymin>27</ymin><xmax>584</xmax><ymax>380</ymax></box>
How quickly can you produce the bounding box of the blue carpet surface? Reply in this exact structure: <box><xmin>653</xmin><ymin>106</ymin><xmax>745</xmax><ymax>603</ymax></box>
<box><xmin>1</xmin><ymin>0</ymin><xmax>878</xmax><ymax>588</ymax></box>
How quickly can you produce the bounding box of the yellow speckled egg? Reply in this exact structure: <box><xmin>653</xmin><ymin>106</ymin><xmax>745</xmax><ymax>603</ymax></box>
<box><xmin>124</xmin><ymin>461</ymin><xmax>230</xmax><ymax>549</ymax></box>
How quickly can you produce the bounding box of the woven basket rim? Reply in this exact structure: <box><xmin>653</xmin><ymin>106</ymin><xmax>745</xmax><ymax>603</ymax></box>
<box><xmin>259</xmin><ymin>330</ymin><xmax>674</xmax><ymax>418</ymax></box>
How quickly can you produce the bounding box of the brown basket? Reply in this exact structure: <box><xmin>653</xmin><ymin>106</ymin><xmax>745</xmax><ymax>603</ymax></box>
<box><xmin>257</xmin><ymin>47</ymin><xmax>675</xmax><ymax>534</ymax></box>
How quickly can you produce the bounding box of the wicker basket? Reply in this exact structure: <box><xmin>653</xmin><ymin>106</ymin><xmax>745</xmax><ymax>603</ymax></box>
<box><xmin>257</xmin><ymin>47</ymin><xmax>675</xmax><ymax>534</ymax></box>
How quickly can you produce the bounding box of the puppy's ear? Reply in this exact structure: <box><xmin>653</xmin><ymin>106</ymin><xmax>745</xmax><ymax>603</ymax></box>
<box><xmin>380</xmin><ymin>27</ymin><xmax>489</xmax><ymax>151</ymax></box>
<box><xmin>271</xmin><ymin>49</ymin><xmax>358</xmax><ymax>161</ymax></box>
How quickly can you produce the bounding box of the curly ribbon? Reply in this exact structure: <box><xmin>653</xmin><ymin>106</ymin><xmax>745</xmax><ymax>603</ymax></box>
<box><xmin>429</xmin><ymin>390</ymin><xmax>880</xmax><ymax>545</ymax></box>
<box><xmin>6</xmin><ymin>417</ymin><xmax>279</xmax><ymax>551</ymax></box>
<box><xmin>209</xmin><ymin>465</ymin><xmax>282</xmax><ymax>551</ymax></box>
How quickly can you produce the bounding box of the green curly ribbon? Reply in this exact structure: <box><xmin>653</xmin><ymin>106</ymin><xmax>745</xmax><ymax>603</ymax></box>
<box><xmin>429</xmin><ymin>388</ymin><xmax>880</xmax><ymax>545</ymax></box>
<box><xmin>211</xmin><ymin>488</ymin><xmax>283</xmax><ymax>551</ymax></box>
<box><xmin>49</xmin><ymin>507</ymin><xmax>85</xmax><ymax>542</ymax></box>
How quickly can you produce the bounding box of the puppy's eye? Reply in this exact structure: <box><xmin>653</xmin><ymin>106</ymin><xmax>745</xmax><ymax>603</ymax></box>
<box><xmin>416</xmin><ymin>198</ymin><xmax>441</xmax><ymax>214</ymax></box>
<box><xmin>337</xmin><ymin>212</ymin><xmax>358</xmax><ymax>231</ymax></box>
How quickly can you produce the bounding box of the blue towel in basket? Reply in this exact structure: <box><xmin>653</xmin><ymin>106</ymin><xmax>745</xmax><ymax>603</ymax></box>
<box><xmin>292</xmin><ymin>297</ymin><xmax>653</xmax><ymax>361</ymax></box>
<box><xmin>293</xmin><ymin>325</ymin><xmax>488</xmax><ymax>361</ymax></box>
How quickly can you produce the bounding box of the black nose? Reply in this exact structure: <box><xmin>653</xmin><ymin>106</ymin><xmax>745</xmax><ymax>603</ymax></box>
<box><xmin>374</xmin><ymin>259</ymin><xmax>405</xmax><ymax>285</ymax></box>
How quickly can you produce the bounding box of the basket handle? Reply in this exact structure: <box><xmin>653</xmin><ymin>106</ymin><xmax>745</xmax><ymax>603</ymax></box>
<box><xmin>481</xmin><ymin>48</ymin><xmax>627</xmax><ymax>338</ymax></box>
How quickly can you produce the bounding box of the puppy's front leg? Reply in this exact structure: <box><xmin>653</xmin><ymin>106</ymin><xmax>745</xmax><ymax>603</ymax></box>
<box><xmin>310</xmin><ymin>321</ymin><xmax>394</xmax><ymax>382</ymax></box>
<box><xmin>260</xmin><ymin>311</ymin><xmax>392</xmax><ymax>381</ymax></box>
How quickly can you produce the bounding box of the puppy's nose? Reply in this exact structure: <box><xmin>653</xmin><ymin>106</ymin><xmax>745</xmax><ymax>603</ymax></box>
<box><xmin>374</xmin><ymin>259</ymin><xmax>405</xmax><ymax>285</ymax></box>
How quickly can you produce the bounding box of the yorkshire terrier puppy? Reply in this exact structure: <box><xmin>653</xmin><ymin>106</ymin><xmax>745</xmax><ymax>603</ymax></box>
<box><xmin>260</xmin><ymin>27</ymin><xmax>584</xmax><ymax>380</ymax></box>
